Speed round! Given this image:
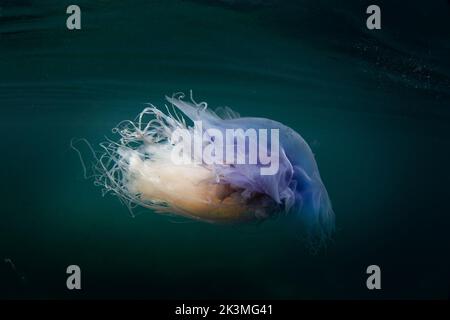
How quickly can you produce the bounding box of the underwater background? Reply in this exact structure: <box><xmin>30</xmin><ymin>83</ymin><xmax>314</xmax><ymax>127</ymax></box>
<box><xmin>0</xmin><ymin>0</ymin><xmax>449</xmax><ymax>299</ymax></box>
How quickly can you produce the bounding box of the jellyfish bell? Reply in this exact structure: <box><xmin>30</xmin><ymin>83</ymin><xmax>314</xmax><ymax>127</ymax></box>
<box><xmin>81</xmin><ymin>93</ymin><xmax>334</xmax><ymax>243</ymax></box>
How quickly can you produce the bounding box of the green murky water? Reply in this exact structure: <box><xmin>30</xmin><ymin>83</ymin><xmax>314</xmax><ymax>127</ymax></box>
<box><xmin>0</xmin><ymin>0</ymin><xmax>449</xmax><ymax>299</ymax></box>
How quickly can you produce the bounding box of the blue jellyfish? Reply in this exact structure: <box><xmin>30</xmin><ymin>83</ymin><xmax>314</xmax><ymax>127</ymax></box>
<box><xmin>89</xmin><ymin>93</ymin><xmax>334</xmax><ymax>244</ymax></box>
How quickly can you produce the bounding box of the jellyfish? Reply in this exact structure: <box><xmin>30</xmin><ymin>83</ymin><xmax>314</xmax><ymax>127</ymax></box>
<box><xmin>78</xmin><ymin>93</ymin><xmax>334</xmax><ymax>244</ymax></box>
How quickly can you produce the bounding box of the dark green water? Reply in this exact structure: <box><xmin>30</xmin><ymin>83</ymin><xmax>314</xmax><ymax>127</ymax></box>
<box><xmin>0</xmin><ymin>0</ymin><xmax>449</xmax><ymax>299</ymax></box>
